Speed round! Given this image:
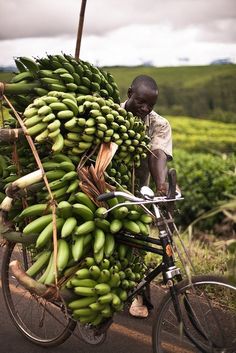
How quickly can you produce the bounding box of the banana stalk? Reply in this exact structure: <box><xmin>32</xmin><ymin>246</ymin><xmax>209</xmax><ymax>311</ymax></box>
<box><xmin>9</xmin><ymin>260</ymin><xmax>80</xmax><ymax>302</ymax></box>
<box><xmin>9</xmin><ymin>260</ymin><xmax>48</xmax><ymax>296</ymax></box>
<box><xmin>0</xmin><ymin>196</ymin><xmax>13</xmax><ymax>212</ymax></box>
<box><xmin>6</xmin><ymin>169</ymin><xmax>43</xmax><ymax>198</ymax></box>
<box><xmin>3</xmin><ymin>82</ymin><xmax>39</xmax><ymax>94</ymax></box>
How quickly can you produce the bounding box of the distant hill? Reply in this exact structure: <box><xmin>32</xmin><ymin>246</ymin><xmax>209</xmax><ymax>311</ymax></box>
<box><xmin>1</xmin><ymin>64</ymin><xmax>235</xmax><ymax>122</ymax></box>
<box><xmin>0</xmin><ymin>66</ymin><xmax>16</xmax><ymax>72</ymax></box>
<box><xmin>103</xmin><ymin>64</ymin><xmax>236</xmax><ymax>122</ymax></box>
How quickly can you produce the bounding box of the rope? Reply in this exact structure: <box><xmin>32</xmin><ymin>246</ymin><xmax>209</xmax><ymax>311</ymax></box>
<box><xmin>0</xmin><ymin>82</ymin><xmax>5</xmax><ymax>127</ymax></box>
<box><xmin>132</xmin><ymin>162</ymin><xmax>135</xmax><ymax>195</ymax></box>
<box><xmin>144</xmin><ymin>144</ymin><xmax>161</xmax><ymax>161</ymax></box>
<box><xmin>3</xmin><ymin>94</ymin><xmax>59</xmax><ymax>285</ymax></box>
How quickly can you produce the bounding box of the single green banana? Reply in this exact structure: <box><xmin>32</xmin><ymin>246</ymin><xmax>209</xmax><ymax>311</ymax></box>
<box><xmin>23</xmin><ymin>214</ymin><xmax>53</xmax><ymax>235</ymax></box>
<box><xmin>57</xmin><ymin>239</ymin><xmax>70</xmax><ymax>272</ymax></box>
<box><xmin>26</xmin><ymin>250</ymin><xmax>51</xmax><ymax>278</ymax></box>
<box><xmin>61</xmin><ymin>217</ymin><xmax>77</xmax><ymax>238</ymax></box>
<box><xmin>36</xmin><ymin>218</ymin><xmax>64</xmax><ymax>248</ymax></box>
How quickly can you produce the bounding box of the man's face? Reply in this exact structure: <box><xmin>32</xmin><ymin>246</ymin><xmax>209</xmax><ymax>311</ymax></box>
<box><xmin>125</xmin><ymin>85</ymin><xmax>158</xmax><ymax>120</ymax></box>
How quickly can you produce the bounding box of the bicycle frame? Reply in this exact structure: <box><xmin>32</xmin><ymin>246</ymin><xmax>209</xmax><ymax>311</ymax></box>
<box><xmin>108</xmin><ymin>195</ymin><xmax>225</xmax><ymax>350</ymax></box>
<box><xmin>114</xmin><ymin>213</ymin><xmax>182</xmax><ymax>302</ymax></box>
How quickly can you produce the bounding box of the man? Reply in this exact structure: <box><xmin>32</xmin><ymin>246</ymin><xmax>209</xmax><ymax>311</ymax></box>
<box><xmin>121</xmin><ymin>75</ymin><xmax>173</xmax><ymax>317</ymax></box>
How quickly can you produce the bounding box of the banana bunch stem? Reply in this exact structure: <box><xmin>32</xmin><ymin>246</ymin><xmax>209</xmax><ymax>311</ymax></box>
<box><xmin>9</xmin><ymin>260</ymin><xmax>48</xmax><ymax>296</ymax></box>
<box><xmin>9</xmin><ymin>260</ymin><xmax>76</xmax><ymax>302</ymax></box>
<box><xmin>6</xmin><ymin>169</ymin><xmax>43</xmax><ymax>198</ymax></box>
<box><xmin>3</xmin><ymin>82</ymin><xmax>39</xmax><ymax>94</ymax></box>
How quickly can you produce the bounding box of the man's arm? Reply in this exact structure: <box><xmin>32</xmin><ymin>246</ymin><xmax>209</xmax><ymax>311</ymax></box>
<box><xmin>148</xmin><ymin>149</ymin><xmax>168</xmax><ymax>194</ymax></box>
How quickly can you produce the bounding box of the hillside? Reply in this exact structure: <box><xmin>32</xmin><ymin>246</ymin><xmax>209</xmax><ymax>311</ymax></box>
<box><xmin>1</xmin><ymin>64</ymin><xmax>236</xmax><ymax>121</ymax></box>
<box><xmin>103</xmin><ymin>64</ymin><xmax>236</xmax><ymax>121</ymax></box>
<box><xmin>104</xmin><ymin>64</ymin><xmax>236</xmax><ymax>89</ymax></box>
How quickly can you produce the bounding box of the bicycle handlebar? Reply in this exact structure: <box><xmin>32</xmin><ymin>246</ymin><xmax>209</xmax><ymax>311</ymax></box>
<box><xmin>97</xmin><ymin>168</ymin><xmax>182</xmax><ymax>206</ymax></box>
<box><xmin>97</xmin><ymin>189</ymin><xmax>182</xmax><ymax>204</ymax></box>
<box><xmin>97</xmin><ymin>191</ymin><xmax>117</xmax><ymax>202</ymax></box>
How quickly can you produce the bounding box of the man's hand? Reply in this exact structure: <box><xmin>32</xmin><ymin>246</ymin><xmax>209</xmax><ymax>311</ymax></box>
<box><xmin>156</xmin><ymin>182</ymin><xmax>168</xmax><ymax>196</ymax></box>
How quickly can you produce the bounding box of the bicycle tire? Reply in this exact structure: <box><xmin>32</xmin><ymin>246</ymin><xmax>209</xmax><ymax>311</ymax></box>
<box><xmin>1</xmin><ymin>241</ymin><xmax>77</xmax><ymax>347</ymax></box>
<box><xmin>152</xmin><ymin>274</ymin><xmax>236</xmax><ymax>353</ymax></box>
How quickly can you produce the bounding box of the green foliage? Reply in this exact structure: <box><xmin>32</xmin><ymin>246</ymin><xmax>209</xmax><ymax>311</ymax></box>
<box><xmin>0</xmin><ymin>72</ymin><xmax>14</xmax><ymax>82</ymax></box>
<box><xmin>168</xmin><ymin>116</ymin><xmax>236</xmax><ymax>154</ymax></box>
<box><xmin>104</xmin><ymin>64</ymin><xmax>236</xmax><ymax>122</ymax></box>
<box><xmin>146</xmin><ymin>232</ymin><xmax>230</xmax><ymax>277</ymax></box>
<box><xmin>170</xmin><ymin>149</ymin><xmax>236</xmax><ymax>229</ymax></box>
<box><xmin>167</xmin><ymin>116</ymin><xmax>236</xmax><ymax>229</ymax></box>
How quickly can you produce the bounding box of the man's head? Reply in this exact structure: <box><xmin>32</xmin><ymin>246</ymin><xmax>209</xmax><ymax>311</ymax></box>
<box><xmin>125</xmin><ymin>75</ymin><xmax>158</xmax><ymax>120</ymax></box>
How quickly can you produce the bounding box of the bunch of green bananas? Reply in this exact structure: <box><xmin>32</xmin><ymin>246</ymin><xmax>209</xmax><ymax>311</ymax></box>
<box><xmin>1</xmin><ymin>158</ymin><xmax>152</xmax><ymax>326</ymax></box>
<box><xmin>23</xmin><ymin>213</ymin><xmax>148</xmax><ymax>326</ymax></box>
<box><xmin>6</xmin><ymin>54</ymin><xmax>120</xmax><ymax>111</ymax></box>
<box><xmin>66</xmin><ymin>252</ymin><xmax>147</xmax><ymax>325</ymax></box>
<box><xmin>0</xmin><ymin>54</ymin><xmax>155</xmax><ymax>328</ymax></box>
<box><xmin>0</xmin><ymin>155</ymin><xmax>11</xmax><ymax>180</ymax></box>
<box><xmin>0</xmin><ymin>155</ymin><xmax>11</xmax><ymax>203</ymax></box>
<box><xmin>106</xmin><ymin>159</ymin><xmax>132</xmax><ymax>189</ymax></box>
<box><xmin>0</xmin><ymin>140</ymin><xmax>46</xmax><ymax>217</ymax></box>
<box><xmin>36</xmin><ymin>153</ymin><xmax>80</xmax><ymax>204</ymax></box>
<box><xmin>17</xmin><ymin>186</ymin><xmax>152</xmax><ymax>263</ymax></box>
<box><xmin>11</xmin><ymin>178</ymin><xmax>152</xmax><ymax>325</ymax></box>
<box><xmin>22</xmin><ymin>92</ymin><xmax>149</xmax><ymax>170</ymax></box>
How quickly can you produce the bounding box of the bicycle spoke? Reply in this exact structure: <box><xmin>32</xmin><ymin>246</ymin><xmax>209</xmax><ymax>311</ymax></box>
<box><xmin>1</xmin><ymin>242</ymin><xmax>76</xmax><ymax>347</ymax></box>
<box><xmin>153</xmin><ymin>276</ymin><xmax>236</xmax><ymax>353</ymax></box>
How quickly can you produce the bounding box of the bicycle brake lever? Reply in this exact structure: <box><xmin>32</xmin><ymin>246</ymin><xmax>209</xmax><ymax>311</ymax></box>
<box><xmin>167</xmin><ymin>168</ymin><xmax>177</xmax><ymax>199</ymax></box>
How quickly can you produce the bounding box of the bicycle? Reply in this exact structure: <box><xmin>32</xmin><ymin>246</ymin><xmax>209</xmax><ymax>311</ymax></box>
<box><xmin>1</xmin><ymin>169</ymin><xmax>236</xmax><ymax>352</ymax></box>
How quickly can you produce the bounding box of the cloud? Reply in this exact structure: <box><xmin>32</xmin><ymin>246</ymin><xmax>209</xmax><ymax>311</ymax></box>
<box><xmin>198</xmin><ymin>19</ymin><xmax>236</xmax><ymax>43</ymax></box>
<box><xmin>0</xmin><ymin>0</ymin><xmax>235</xmax><ymax>67</ymax></box>
<box><xmin>0</xmin><ymin>0</ymin><xmax>79</xmax><ymax>40</ymax></box>
<box><xmin>1</xmin><ymin>23</ymin><xmax>234</xmax><ymax>68</ymax></box>
<box><xmin>1</xmin><ymin>0</ymin><xmax>236</xmax><ymax>44</ymax></box>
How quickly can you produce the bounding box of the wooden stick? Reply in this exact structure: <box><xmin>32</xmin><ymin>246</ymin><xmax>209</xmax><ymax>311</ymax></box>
<box><xmin>0</xmin><ymin>128</ymin><xmax>24</xmax><ymax>143</ymax></box>
<box><xmin>75</xmin><ymin>0</ymin><xmax>87</xmax><ymax>59</ymax></box>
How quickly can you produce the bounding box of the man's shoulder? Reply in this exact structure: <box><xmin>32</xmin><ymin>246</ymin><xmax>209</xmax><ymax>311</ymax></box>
<box><xmin>148</xmin><ymin>111</ymin><xmax>170</xmax><ymax>127</ymax></box>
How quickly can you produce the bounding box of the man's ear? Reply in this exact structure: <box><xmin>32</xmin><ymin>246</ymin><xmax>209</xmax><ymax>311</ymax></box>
<box><xmin>127</xmin><ymin>87</ymin><xmax>132</xmax><ymax>98</ymax></box>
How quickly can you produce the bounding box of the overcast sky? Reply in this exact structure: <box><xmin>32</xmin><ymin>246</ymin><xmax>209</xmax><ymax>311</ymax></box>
<box><xmin>1</xmin><ymin>0</ymin><xmax>236</xmax><ymax>67</ymax></box>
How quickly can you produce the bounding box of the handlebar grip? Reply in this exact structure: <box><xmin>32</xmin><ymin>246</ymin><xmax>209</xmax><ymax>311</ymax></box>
<box><xmin>97</xmin><ymin>191</ymin><xmax>116</xmax><ymax>201</ymax></box>
<box><xmin>167</xmin><ymin>168</ymin><xmax>177</xmax><ymax>199</ymax></box>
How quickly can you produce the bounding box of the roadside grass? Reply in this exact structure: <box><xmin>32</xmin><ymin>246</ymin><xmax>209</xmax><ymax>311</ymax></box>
<box><xmin>145</xmin><ymin>229</ymin><xmax>232</xmax><ymax>281</ymax></box>
<box><xmin>145</xmin><ymin>229</ymin><xmax>236</xmax><ymax>310</ymax></box>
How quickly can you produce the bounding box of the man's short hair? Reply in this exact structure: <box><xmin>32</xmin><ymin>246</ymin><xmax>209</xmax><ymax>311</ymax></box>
<box><xmin>131</xmin><ymin>75</ymin><xmax>158</xmax><ymax>91</ymax></box>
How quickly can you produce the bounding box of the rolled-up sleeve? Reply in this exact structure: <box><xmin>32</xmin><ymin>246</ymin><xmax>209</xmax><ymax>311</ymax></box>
<box><xmin>148</xmin><ymin>115</ymin><xmax>173</xmax><ymax>160</ymax></box>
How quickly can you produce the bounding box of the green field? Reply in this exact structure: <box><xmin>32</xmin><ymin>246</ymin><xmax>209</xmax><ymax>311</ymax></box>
<box><xmin>104</xmin><ymin>64</ymin><xmax>236</xmax><ymax>121</ymax></box>
<box><xmin>104</xmin><ymin>64</ymin><xmax>236</xmax><ymax>98</ymax></box>
<box><xmin>168</xmin><ymin>116</ymin><xmax>236</xmax><ymax>154</ymax></box>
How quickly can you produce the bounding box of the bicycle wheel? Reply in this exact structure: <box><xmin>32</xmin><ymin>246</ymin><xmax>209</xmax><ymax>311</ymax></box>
<box><xmin>152</xmin><ymin>275</ymin><xmax>236</xmax><ymax>353</ymax></box>
<box><xmin>1</xmin><ymin>242</ymin><xmax>77</xmax><ymax>347</ymax></box>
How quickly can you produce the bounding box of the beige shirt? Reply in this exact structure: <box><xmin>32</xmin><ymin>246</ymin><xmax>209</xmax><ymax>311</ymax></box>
<box><xmin>121</xmin><ymin>101</ymin><xmax>173</xmax><ymax>159</ymax></box>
